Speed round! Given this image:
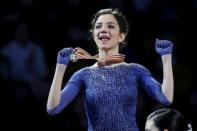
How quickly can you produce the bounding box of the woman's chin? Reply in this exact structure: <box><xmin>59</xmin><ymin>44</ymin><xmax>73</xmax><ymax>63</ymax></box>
<box><xmin>99</xmin><ymin>46</ymin><xmax>110</xmax><ymax>51</ymax></box>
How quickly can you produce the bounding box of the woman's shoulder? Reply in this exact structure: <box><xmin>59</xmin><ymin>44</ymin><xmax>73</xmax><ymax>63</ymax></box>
<box><xmin>74</xmin><ymin>66</ymin><xmax>89</xmax><ymax>74</ymax></box>
<box><xmin>125</xmin><ymin>62</ymin><xmax>150</xmax><ymax>72</ymax></box>
<box><xmin>125</xmin><ymin>62</ymin><xmax>145</xmax><ymax>68</ymax></box>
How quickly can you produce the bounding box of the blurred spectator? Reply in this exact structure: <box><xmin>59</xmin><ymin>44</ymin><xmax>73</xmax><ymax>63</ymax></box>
<box><xmin>0</xmin><ymin>23</ymin><xmax>49</xmax><ymax>129</ymax></box>
<box><xmin>1</xmin><ymin>23</ymin><xmax>47</xmax><ymax>81</ymax></box>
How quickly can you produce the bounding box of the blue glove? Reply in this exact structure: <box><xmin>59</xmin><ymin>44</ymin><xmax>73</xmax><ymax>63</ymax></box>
<box><xmin>57</xmin><ymin>48</ymin><xmax>74</xmax><ymax>65</ymax></box>
<box><xmin>155</xmin><ymin>39</ymin><xmax>173</xmax><ymax>55</ymax></box>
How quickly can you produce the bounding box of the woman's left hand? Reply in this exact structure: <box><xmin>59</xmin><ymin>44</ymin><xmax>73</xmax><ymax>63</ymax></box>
<box><xmin>155</xmin><ymin>39</ymin><xmax>173</xmax><ymax>55</ymax></box>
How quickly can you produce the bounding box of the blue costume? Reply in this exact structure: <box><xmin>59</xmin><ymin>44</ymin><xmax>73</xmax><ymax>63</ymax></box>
<box><xmin>47</xmin><ymin>62</ymin><xmax>171</xmax><ymax>131</ymax></box>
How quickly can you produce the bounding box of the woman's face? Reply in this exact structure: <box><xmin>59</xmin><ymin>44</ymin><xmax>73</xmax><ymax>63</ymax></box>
<box><xmin>93</xmin><ymin>14</ymin><xmax>125</xmax><ymax>51</ymax></box>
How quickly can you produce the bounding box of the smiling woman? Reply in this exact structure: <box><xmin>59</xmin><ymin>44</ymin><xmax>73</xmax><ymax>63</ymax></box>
<box><xmin>90</xmin><ymin>8</ymin><xmax>128</xmax><ymax>53</ymax></box>
<box><xmin>46</xmin><ymin>8</ymin><xmax>174</xmax><ymax>131</ymax></box>
<box><xmin>92</xmin><ymin>14</ymin><xmax>125</xmax><ymax>52</ymax></box>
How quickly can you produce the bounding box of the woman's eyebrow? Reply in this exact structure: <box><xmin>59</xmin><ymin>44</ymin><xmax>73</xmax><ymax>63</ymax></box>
<box><xmin>96</xmin><ymin>22</ymin><xmax>116</xmax><ymax>25</ymax></box>
<box><xmin>107</xmin><ymin>22</ymin><xmax>116</xmax><ymax>25</ymax></box>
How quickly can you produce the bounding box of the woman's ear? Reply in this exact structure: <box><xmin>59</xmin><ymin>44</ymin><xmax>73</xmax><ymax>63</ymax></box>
<box><xmin>118</xmin><ymin>33</ymin><xmax>126</xmax><ymax>43</ymax></box>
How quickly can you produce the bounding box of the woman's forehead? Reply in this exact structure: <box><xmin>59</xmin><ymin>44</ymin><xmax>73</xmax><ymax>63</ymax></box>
<box><xmin>96</xmin><ymin>14</ymin><xmax>117</xmax><ymax>24</ymax></box>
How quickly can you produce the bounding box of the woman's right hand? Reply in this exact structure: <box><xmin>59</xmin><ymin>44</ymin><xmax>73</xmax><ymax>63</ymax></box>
<box><xmin>57</xmin><ymin>48</ymin><xmax>74</xmax><ymax>65</ymax></box>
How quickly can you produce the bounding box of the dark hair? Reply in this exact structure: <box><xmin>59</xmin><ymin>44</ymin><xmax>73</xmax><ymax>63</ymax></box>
<box><xmin>147</xmin><ymin>108</ymin><xmax>188</xmax><ymax>131</ymax></box>
<box><xmin>90</xmin><ymin>8</ymin><xmax>129</xmax><ymax>48</ymax></box>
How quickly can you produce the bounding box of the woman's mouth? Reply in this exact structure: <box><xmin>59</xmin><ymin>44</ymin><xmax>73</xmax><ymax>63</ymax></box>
<box><xmin>99</xmin><ymin>35</ymin><xmax>110</xmax><ymax>42</ymax></box>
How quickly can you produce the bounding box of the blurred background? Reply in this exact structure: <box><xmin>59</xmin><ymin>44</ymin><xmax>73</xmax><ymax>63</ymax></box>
<box><xmin>0</xmin><ymin>0</ymin><xmax>196</xmax><ymax>130</ymax></box>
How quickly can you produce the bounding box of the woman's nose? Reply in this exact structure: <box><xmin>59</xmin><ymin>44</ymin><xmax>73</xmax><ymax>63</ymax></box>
<box><xmin>101</xmin><ymin>26</ymin><xmax>107</xmax><ymax>33</ymax></box>
<box><xmin>101</xmin><ymin>30</ymin><xmax>107</xmax><ymax>34</ymax></box>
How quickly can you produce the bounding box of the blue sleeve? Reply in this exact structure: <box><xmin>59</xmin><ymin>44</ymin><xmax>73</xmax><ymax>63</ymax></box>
<box><xmin>136</xmin><ymin>64</ymin><xmax>171</xmax><ymax>105</ymax></box>
<box><xmin>47</xmin><ymin>69</ymin><xmax>84</xmax><ymax>115</ymax></box>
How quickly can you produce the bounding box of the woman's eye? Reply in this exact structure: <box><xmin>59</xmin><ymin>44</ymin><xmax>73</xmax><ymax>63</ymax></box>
<box><xmin>108</xmin><ymin>25</ymin><xmax>115</xmax><ymax>29</ymax></box>
<box><xmin>95</xmin><ymin>25</ymin><xmax>101</xmax><ymax>29</ymax></box>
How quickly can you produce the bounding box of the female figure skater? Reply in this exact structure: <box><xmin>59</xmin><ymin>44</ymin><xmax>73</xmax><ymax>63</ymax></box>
<box><xmin>47</xmin><ymin>8</ymin><xmax>174</xmax><ymax>131</ymax></box>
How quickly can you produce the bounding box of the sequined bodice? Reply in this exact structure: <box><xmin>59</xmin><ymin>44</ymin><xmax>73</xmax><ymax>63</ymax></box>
<box><xmin>83</xmin><ymin>63</ymin><xmax>138</xmax><ymax>131</ymax></box>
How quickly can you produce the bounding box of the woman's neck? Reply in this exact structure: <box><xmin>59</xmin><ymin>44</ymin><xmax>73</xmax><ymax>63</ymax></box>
<box><xmin>98</xmin><ymin>48</ymin><xmax>119</xmax><ymax>59</ymax></box>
